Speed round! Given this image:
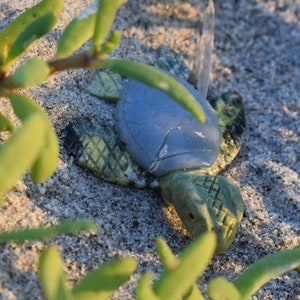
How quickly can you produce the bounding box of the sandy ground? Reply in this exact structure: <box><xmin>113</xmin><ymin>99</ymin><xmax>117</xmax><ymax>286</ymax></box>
<box><xmin>0</xmin><ymin>0</ymin><xmax>299</xmax><ymax>299</ymax></box>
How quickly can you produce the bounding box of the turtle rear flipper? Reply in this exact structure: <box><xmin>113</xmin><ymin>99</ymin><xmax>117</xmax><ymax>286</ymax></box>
<box><xmin>205</xmin><ymin>92</ymin><xmax>246</xmax><ymax>175</ymax></box>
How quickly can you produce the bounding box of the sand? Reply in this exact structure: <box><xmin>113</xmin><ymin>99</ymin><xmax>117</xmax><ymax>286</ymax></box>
<box><xmin>0</xmin><ymin>0</ymin><xmax>299</xmax><ymax>299</ymax></box>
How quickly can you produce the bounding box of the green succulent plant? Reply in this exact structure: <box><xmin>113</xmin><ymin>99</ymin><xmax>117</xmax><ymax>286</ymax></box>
<box><xmin>36</xmin><ymin>232</ymin><xmax>300</xmax><ymax>300</ymax></box>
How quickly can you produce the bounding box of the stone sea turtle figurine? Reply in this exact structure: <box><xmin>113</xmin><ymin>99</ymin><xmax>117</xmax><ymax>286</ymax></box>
<box><xmin>64</xmin><ymin>46</ymin><xmax>246</xmax><ymax>254</ymax></box>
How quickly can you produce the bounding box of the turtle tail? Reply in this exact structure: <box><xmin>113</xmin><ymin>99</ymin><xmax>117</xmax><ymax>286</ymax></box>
<box><xmin>63</xmin><ymin>121</ymin><xmax>158</xmax><ymax>189</ymax></box>
<box><xmin>205</xmin><ymin>91</ymin><xmax>246</xmax><ymax>175</ymax></box>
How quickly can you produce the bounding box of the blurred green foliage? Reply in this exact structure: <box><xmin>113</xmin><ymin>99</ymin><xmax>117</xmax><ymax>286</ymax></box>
<box><xmin>37</xmin><ymin>232</ymin><xmax>300</xmax><ymax>300</ymax></box>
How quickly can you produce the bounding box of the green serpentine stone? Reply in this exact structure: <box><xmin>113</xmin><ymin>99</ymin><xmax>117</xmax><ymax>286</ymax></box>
<box><xmin>64</xmin><ymin>47</ymin><xmax>246</xmax><ymax>254</ymax></box>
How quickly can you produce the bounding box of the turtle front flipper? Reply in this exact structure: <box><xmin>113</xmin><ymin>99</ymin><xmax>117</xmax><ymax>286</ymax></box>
<box><xmin>63</xmin><ymin>120</ymin><xmax>158</xmax><ymax>189</ymax></box>
<box><xmin>205</xmin><ymin>91</ymin><xmax>246</xmax><ymax>175</ymax></box>
<box><xmin>159</xmin><ymin>171</ymin><xmax>245</xmax><ymax>254</ymax></box>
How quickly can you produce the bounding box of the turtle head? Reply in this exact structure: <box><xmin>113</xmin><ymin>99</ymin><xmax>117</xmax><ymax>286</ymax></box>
<box><xmin>159</xmin><ymin>171</ymin><xmax>245</xmax><ymax>254</ymax></box>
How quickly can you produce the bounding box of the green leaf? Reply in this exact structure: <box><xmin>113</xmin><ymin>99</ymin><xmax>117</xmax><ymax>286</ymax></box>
<box><xmin>39</xmin><ymin>246</ymin><xmax>74</xmax><ymax>300</ymax></box>
<box><xmin>155</xmin><ymin>238</ymin><xmax>204</xmax><ymax>300</ymax></box>
<box><xmin>100</xmin><ymin>30</ymin><xmax>122</xmax><ymax>55</ymax></box>
<box><xmin>0</xmin><ymin>113</ymin><xmax>47</xmax><ymax>201</ymax></box>
<box><xmin>0</xmin><ymin>220</ymin><xmax>98</xmax><ymax>243</ymax></box>
<box><xmin>153</xmin><ymin>232</ymin><xmax>216</xmax><ymax>300</ymax></box>
<box><xmin>0</xmin><ymin>113</ymin><xmax>14</xmax><ymax>132</ymax></box>
<box><xmin>234</xmin><ymin>246</ymin><xmax>300</xmax><ymax>299</ymax></box>
<box><xmin>207</xmin><ymin>277</ymin><xmax>241</xmax><ymax>300</ymax></box>
<box><xmin>92</xmin><ymin>0</ymin><xmax>127</xmax><ymax>51</ymax></box>
<box><xmin>0</xmin><ymin>0</ymin><xmax>62</xmax><ymax>67</ymax></box>
<box><xmin>55</xmin><ymin>2</ymin><xmax>98</xmax><ymax>59</ymax></box>
<box><xmin>98</xmin><ymin>59</ymin><xmax>206</xmax><ymax>123</ymax></box>
<box><xmin>5</xmin><ymin>57</ymin><xmax>50</xmax><ymax>88</ymax></box>
<box><xmin>190</xmin><ymin>0</ymin><xmax>214</xmax><ymax>98</ymax></box>
<box><xmin>29</xmin><ymin>125</ymin><xmax>58</xmax><ymax>183</ymax></box>
<box><xmin>155</xmin><ymin>237</ymin><xmax>179</xmax><ymax>269</ymax></box>
<box><xmin>7</xmin><ymin>13</ymin><xmax>57</xmax><ymax>65</ymax></box>
<box><xmin>183</xmin><ymin>285</ymin><xmax>205</xmax><ymax>300</ymax></box>
<box><xmin>5</xmin><ymin>90</ymin><xmax>43</xmax><ymax>120</ymax></box>
<box><xmin>6</xmin><ymin>92</ymin><xmax>59</xmax><ymax>182</ymax></box>
<box><xmin>136</xmin><ymin>272</ymin><xmax>159</xmax><ymax>300</ymax></box>
<box><xmin>72</xmin><ymin>258</ymin><xmax>137</xmax><ymax>300</ymax></box>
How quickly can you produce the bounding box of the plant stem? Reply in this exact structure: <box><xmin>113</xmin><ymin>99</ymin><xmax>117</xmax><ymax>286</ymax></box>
<box><xmin>48</xmin><ymin>50</ymin><xmax>103</xmax><ymax>74</ymax></box>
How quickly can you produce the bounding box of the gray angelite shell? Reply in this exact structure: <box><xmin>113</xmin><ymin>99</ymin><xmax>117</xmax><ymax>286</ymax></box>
<box><xmin>115</xmin><ymin>75</ymin><xmax>220</xmax><ymax>177</ymax></box>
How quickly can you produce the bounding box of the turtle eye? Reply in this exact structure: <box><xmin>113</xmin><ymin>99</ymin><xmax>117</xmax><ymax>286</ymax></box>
<box><xmin>189</xmin><ymin>212</ymin><xmax>197</xmax><ymax>222</ymax></box>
